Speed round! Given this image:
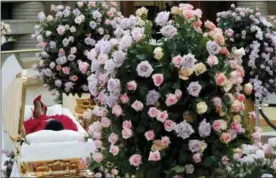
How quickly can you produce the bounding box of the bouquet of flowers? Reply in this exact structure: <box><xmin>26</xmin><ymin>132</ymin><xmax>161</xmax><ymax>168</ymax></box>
<box><xmin>33</xmin><ymin>1</ymin><xmax>122</xmax><ymax>101</ymax></box>
<box><xmin>223</xmin><ymin>128</ymin><xmax>276</xmax><ymax>178</ymax></box>
<box><xmin>1</xmin><ymin>22</ymin><xmax>15</xmax><ymax>45</ymax></box>
<box><xmin>217</xmin><ymin>4</ymin><xmax>276</xmax><ymax>100</ymax></box>
<box><xmin>87</xmin><ymin>4</ymin><xmax>252</xmax><ymax>178</ymax></box>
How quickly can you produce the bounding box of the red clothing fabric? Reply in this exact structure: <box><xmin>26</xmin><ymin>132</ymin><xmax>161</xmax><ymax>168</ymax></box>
<box><xmin>24</xmin><ymin>114</ymin><xmax>78</xmax><ymax>134</ymax></box>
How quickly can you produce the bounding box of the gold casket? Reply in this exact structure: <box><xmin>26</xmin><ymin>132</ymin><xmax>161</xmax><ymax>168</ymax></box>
<box><xmin>2</xmin><ymin>70</ymin><xmax>95</xmax><ymax>177</ymax></box>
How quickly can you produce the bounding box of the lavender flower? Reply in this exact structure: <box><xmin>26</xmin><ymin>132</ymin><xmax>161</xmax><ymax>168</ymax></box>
<box><xmin>72</xmin><ymin>8</ymin><xmax>80</xmax><ymax>16</ymax></box>
<box><xmin>198</xmin><ymin>119</ymin><xmax>211</xmax><ymax>137</ymax></box>
<box><xmin>104</xmin><ymin>60</ymin><xmax>116</xmax><ymax>74</ymax></box>
<box><xmin>174</xmin><ymin>120</ymin><xmax>194</xmax><ymax>140</ymax></box>
<box><xmin>95</xmin><ymin>40</ymin><xmax>111</xmax><ymax>54</ymax></box>
<box><xmin>146</xmin><ymin>90</ymin><xmax>160</xmax><ymax>106</ymax></box>
<box><xmin>119</xmin><ymin>33</ymin><xmax>133</xmax><ymax>51</ymax></box>
<box><xmin>188</xmin><ymin>140</ymin><xmax>201</xmax><ymax>153</ymax></box>
<box><xmin>49</xmin><ymin>62</ymin><xmax>56</xmax><ymax>69</ymax></box>
<box><xmin>206</xmin><ymin>41</ymin><xmax>221</xmax><ymax>55</ymax></box>
<box><xmin>92</xmin><ymin>10</ymin><xmax>102</xmax><ymax>19</ymax></box>
<box><xmin>82</xmin><ymin>84</ymin><xmax>88</xmax><ymax>91</ymax></box>
<box><xmin>136</xmin><ymin>61</ymin><xmax>154</xmax><ymax>78</ymax></box>
<box><xmin>63</xmin><ymin>9</ymin><xmax>70</xmax><ymax>17</ymax></box>
<box><xmin>187</xmin><ymin>81</ymin><xmax>202</xmax><ymax>97</ymax></box>
<box><xmin>160</xmin><ymin>25</ymin><xmax>177</xmax><ymax>37</ymax></box>
<box><xmin>89</xmin><ymin>21</ymin><xmax>97</xmax><ymax>29</ymax></box>
<box><xmin>107</xmin><ymin>78</ymin><xmax>121</xmax><ymax>94</ymax></box>
<box><xmin>155</xmin><ymin>11</ymin><xmax>170</xmax><ymax>26</ymax></box>
<box><xmin>68</xmin><ymin>54</ymin><xmax>76</xmax><ymax>61</ymax></box>
<box><xmin>182</xmin><ymin>53</ymin><xmax>197</xmax><ymax>68</ymax></box>
<box><xmin>38</xmin><ymin>12</ymin><xmax>46</xmax><ymax>21</ymax></box>
<box><xmin>112</xmin><ymin>50</ymin><xmax>126</xmax><ymax>67</ymax></box>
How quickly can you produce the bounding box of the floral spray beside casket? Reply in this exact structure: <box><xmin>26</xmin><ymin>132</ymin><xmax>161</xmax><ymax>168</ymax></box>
<box><xmin>33</xmin><ymin>1</ymin><xmax>122</xmax><ymax>102</ymax></box>
<box><xmin>87</xmin><ymin>4</ymin><xmax>252</xmax><ymax>178</ymax></box>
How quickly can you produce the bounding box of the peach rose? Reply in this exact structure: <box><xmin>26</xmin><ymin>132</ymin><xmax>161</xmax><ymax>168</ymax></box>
<box><xmin>244</xmin><ymin>83</ymin><xmax>253</xmax><ymax>96</ymax></box>
<box><xmin>220</xmin><ymin>132</ymin><xmax>232</xmax><ymax>144</ymax></box>
<box><xmin>194</xmin><ymin>62</ymin><xmax>207</xmax><ymax>76</ymax></box>
<box><xmin>204</xmin><ymin>20</ymin><xmax>216</xmax><ymax>31</ymax></box>
<box><xmin>215</xmin><ymin>73</ymin><xmax>227</xmax><ymax>86</ymax></box>
<box><xmin>179</xmin><ymin>67</ymin><xmax>193</xmax><ymax>80</ymax></box>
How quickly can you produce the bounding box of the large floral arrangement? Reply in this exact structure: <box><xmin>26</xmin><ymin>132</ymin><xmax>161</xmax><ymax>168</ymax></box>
<box><xmin>33</xmin><ymin>1</ymin><xmax>122</xmax><ymax>100</ymax></box>
<box><xmin>217</xmin><ymin>5</ymin><xmax>276</xmax><ymax>100</ymax></box>
<box><xmin>223</xmin><ymin>128</ymin><xmax>276</xmax><ymax>178</ymax></box>
<box><xmin>87</xmin><ymin>4</ymin><xmax>252</xmax><ymax>177</ymax></box>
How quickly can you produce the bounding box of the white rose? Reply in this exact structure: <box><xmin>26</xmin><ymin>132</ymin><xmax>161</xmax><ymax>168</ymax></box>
<box><xmin>46</xmin><ymin>31</ymin><xmax>52</xmax><ymax>37</ymax></box>
<box><xmin>47</xmin><ymin>15</ymin><xmax>53</xmax><ymax>21</ymax></box>
<box><xmin>70</xmin><ymin>26</ymin><xmax>76</xmax><ymax>33</ymax></box>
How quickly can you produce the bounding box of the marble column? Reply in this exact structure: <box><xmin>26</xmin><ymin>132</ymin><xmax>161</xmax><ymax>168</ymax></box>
<box><xmin>237</xmin><ymin>1</ymin><xmax>269</xmax><ymax>16</ymax></box>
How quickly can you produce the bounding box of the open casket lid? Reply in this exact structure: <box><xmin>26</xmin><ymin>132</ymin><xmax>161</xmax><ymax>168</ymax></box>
<box><xmin>2</xmin><ymin>70</ymin><xmax>27</xmax><ymax>141</ymax></box>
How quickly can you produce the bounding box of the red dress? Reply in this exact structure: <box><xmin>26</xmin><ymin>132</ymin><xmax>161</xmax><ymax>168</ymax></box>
<box><xmin>24</xmin><ymin>114</ymin><xmax>78</xmax><ymax>134</ymax></box>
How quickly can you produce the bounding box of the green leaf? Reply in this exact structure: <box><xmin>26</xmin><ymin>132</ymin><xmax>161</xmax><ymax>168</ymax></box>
<box><xmin>203</xmin><ymin>157</ymin><xmax>213</xmax><ymax>167</ymax></box>
<box><xmin>172</xmin><ymin>165</ymin><xmax>185</xmax><ymax>173</ymax></box>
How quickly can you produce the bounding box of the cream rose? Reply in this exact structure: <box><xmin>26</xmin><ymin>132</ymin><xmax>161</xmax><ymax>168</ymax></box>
<box><xmin>196</xmin><ymin>101</ymin><xmax>208</xmax><ymax>114</ymax></box>
<box><xmin>179</xmin><ymin>67</ymin><xmax>193</xmax><ymax>80</ymax></box>
<box><xmin>194</xmin><ymin>62</ymin><xmax>207</xmax><ymax>76</ymax></box>
<box><xmin>154</xmin><ymin>47</ymin><xmax>164</xmax><ymax>60</ymax></box>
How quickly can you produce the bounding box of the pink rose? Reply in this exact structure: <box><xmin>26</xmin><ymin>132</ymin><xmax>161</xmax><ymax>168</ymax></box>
<box><xmin>215</xmin><ymin>73</ymin><xmax>226</xmax><ymax>86</ymax></box>
<box><xmin>225</xmin><ymin>29</ymin><xmax>234</xmax><ymax>37</ymax></box>
<box><xmin>193</xmin><ymin>9</ymin><xmax>202</xmax><ymax>18</ymax></box>
<box><xmin>108</xmin><ymin>133</ymin><xmax>118</xmax><ymax>145</ymax></box>
<box><xmin>98</xmin><ymin>73</ymin><xmax>108</xmax><ymax>86</ymax></box>
<box><xmin>165</xmin><ymin>94</ymin><xmax>178</xmax><ymax>106</ymax></box>
<box><xmin>193</xmin><ymin>19</ymin><xmax>202</xmax><ymax>29</ymax></box>
<box><xmin>62</xmin><ymin>67</ymin><xmax>70</xmax><ymax>75</ymax></box>
<box><xmin>148</xmin><ymin>151</ymin><xmax>161</xmax><ymax>161</ymax></box>
<box><xmin>157</xmin><ymin>111</ymin><xmax>168</xmax><ymax>122</ymax></box>
<box><xmin>148</xmin><ymin>107</ymin><xmax>160</xmax><ymax>118</ymax></box>
<box><xmin>120</xmin><ymin>94</ymin><xmax>129</xmax><ymax>104</ymax></box>
<box><xmin>172</xmin><ymin>55</ymin><xmax>183</xmax><ymax>68</ymax></box>
<box><xmin>58</xmin><ymin>48</ymin><xmax>65</xmax><ymax>57</ymax></box>
<box><xmin>263</xmin><ymin>144</ymin><xmax>272</xmax><ymax>155</ymax></box>
<box><xmin>231</xmin><ymin>100</ymin><xmax>245</xmax><ymax>113</ymax></box>
<box><xmin>220</xmin><ymin>132</ymin><xmax>232</xmax><ymax>144</ymax></box>
<box><xmin>236</xmin><ymin>94</ymin><xmax>245</xmax><ymax>102</ymax></box>
<box><xmin>179</xmin><ymin>3</ymin><xmax>194</xmax><ymax>10</ymax></box>
<box><xmin>93</xmin><ymin>132</ymin><xmax>102</xmax><ymax>140</ymax></box>
<box><xmin>161</xmin><ymin>136</ymin><xmax>171</xmax><ymax>147</ymax></box>
<box><xmin>122</xmin><ymin>128</ymin><xmax>133</xmax><ymax>139</ymax></box>
<box><xmin>93</xmin><ymin>152</ymin><xmax>103</xmax><ymax>163</ymax></box>
<box><xmin>144</xmin><ymin>130</ymin><xmax>155</xmax><ymax>141</ymax></box>
<box><xmin>131</xmin><ymin>100</ymin><xmax>144</xmax><ymax>112</ymax></box>
<box><xmin>272</xmin><ymin>159</ymin><xmax>276</xmax><ymax>170</ymax></box>
<box><xmin>164</xmin><ymin>119</ymin><xmax>175</xmax><ymax>132</ymax></box>
<box><xmin>152</xmin><ymin>74</ymin><xmax>164</xmax><ymax>87</ymax></box>
<box><xmin>105</xmin><ymin>19</ymin><xmax>110</xmax><ymax>25</ymax></box>
<box><xmin>70</xmin><ymin>75</ymin><xmax>78</xmax><ymax>82</ymax></box>
<box><xmin>101</xmin><ymin>117</ymin><xmax>111</xmax><ymax>128</ymax></box>
<box><xmin>212</xmin><ymin>120</ymin><xmax>222</xmax><ymax>132</ymax></box>
<box><xmin>252</xmin><ymin>131</ymin><xmax>261</xmax><ymax>142</ymax></box>
<box><xmin>231</xmin><ymin>122</ymin><xmax>242</xmax><ymax>133</ymax></box>
<box><xmin>109</xmin><ymin>145</ymin><xmax>119</xmax><ymax>156</ymax></box>
<box><xmin>107</xmin><ymin>11</ymin><xmax>114</xmax><ymax>17</ymax></box>
<box><xmin>174</xmin><ymin>89</ymin><xmax>182</xmax><ymax>100</ymax></box>
<box><xmin>233</xmin><ymin>153</ymin><xmax>242</xmax><ymax>161</ymax></box>
<box><xmin>56</xmin><ymin>65</ymin><xmax>62</xmax><ymax>71</ymax></box>
<box><xmin>112</xmin><ymin>105</ymin><xmax>123</xmax><ymax>117</ymax></box>
<box><xmin>220</xmin><ymin>47</ymin><xmax>230</xmax><ymax>56</ymax></box>
<box><xmin>123</xmin><ymin>120</ymin><xmax>132</xmax><ymax>129</ymax></box>
<box><xmin>204</xmin><ymin>20</ymin><xmax>216</xmax><ymax>31</ymax></box>
<box><xmin>98</xmin><ymin>92</ymin><xmax>105</xmax><ymax>105</ymax></box>
<box><xmin>183</xmin><ymin>10</ymin><xmax>194</xmax><ymax>20</ymax></box>
<box><xmin>89</xmin><ymin>1</ymin><xmax>96</xmax><ymax>7</ymax></box>
<box><xmin>127</xmin><ymin>81</ymin><xmax>137</xmax><ymax>91</ymax></box>
<box><xmin>79</xmin><ymin>61</ymin><xmax>89</xmax><ymax>74</ymax></box>
<box><xmin>192</xmin><ymin>153</ymin><xmax>202</xmax><ymax>163</ymax></box>
<box><xmin>94</xmin><ymin>140</ymin><xmax>103</xmax><ymax>149</ymax></box>
<box><xmin>129</xmin><ymin>154</ymin><xmax>142</xmax><ymax>167</ymax></box>
<box><xmin>207</xmin><ymin>55</ymin><xmax>218</xmax><ymax>66</ymax></box>
<box><xmin>244</xmin><ymin>83</ymin><xmax>253</xmax><ymax>96</ymax></box>
<box><xmin>249</xmin><ymin>111</ymin><xmax>256</xmax><ymax>120</ymax></box>
<box><xmin>221</xmin><ymin>156</ymin><xmax>229</xmax><ymax>166</ymax></box>
<box><xmin>57</xmin><ymin>25</ymin><xmax>66</xmax><ymax>35</ymax></box>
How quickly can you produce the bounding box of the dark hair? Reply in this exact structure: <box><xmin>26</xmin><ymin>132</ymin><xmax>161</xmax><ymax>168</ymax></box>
<box><xmin>44</xmin><ymin>119</ymin><xmax>64</xmax><ymax>131</ymax></box>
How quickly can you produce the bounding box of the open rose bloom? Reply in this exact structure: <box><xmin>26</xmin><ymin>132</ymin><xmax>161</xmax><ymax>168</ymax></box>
<box><xmin>33</xmin><ymin>1</ymin><xmax>122</xmax><ymax>99</ymax></box>
<box><xmin>87</xmin><ymin>4</ymin><xmax>253</xmax><ymax>178</ymax></box>
<box><xmin>224</xmin><ymin>128</ymin><xmax>276</xmax><ymax>177</ymax></box>
<box><xmin>218</xmin><ymin>5</ymin><xmax>276</xmax><ymax>100</ymax></box>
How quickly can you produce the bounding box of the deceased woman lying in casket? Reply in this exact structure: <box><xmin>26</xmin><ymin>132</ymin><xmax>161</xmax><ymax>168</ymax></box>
<box><xmin>24</xmin><ymin>95</ymin><xmax>78</xmax><ymax>134</ymax></box>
